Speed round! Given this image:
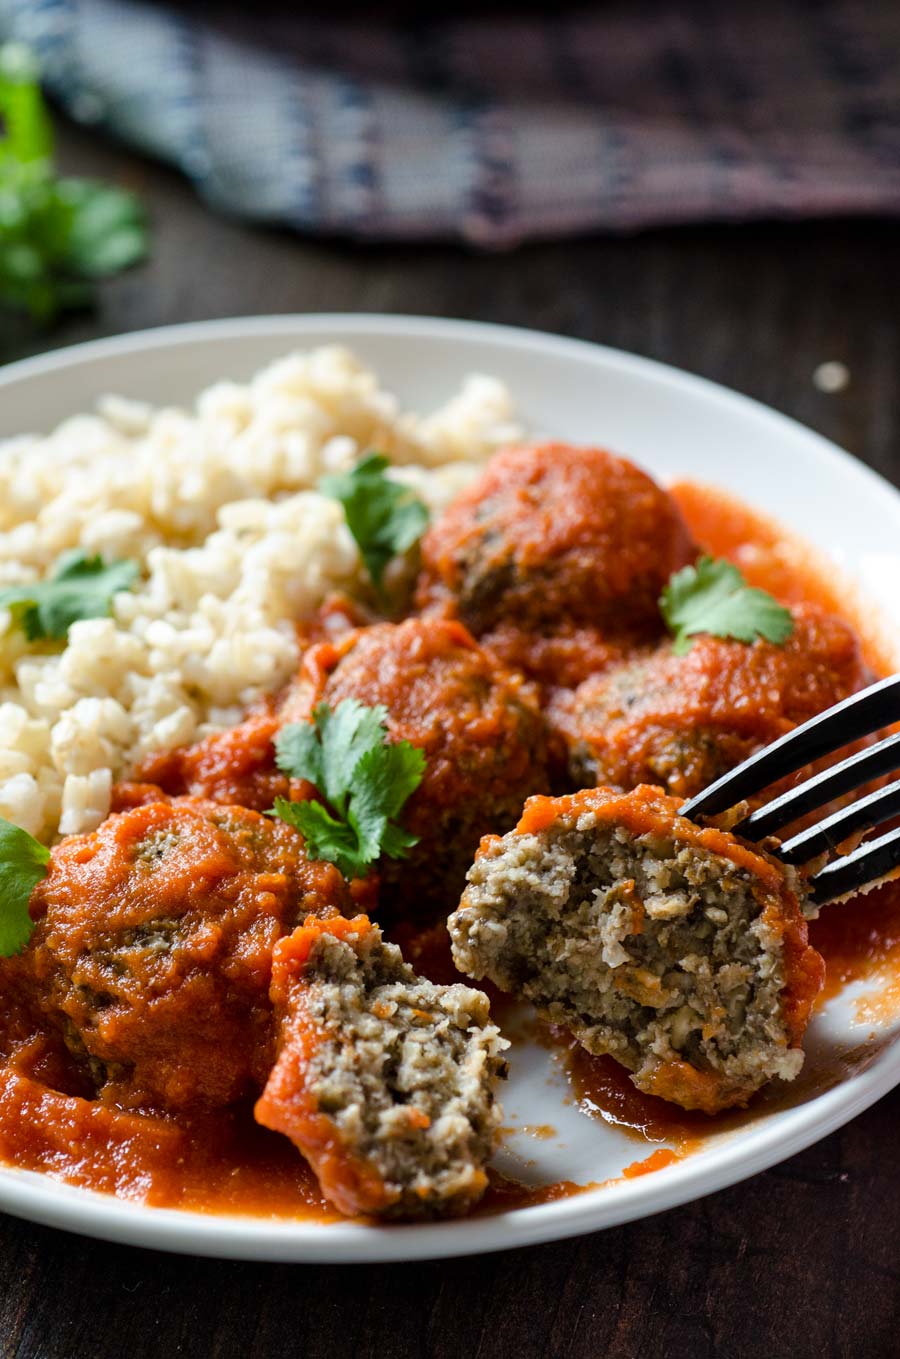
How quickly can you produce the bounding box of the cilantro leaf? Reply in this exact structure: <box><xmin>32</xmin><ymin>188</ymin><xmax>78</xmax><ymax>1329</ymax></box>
<box><xmin>273</xmin><ymin>719</ymin><xmax>324</xmax><ymax>793</ymax></box>
<box><xmin>347</xmin><ymin>742</ymin><xmax>427</xmax><ymax>866</ymax></box>
<box><xmin>319</xmin><ymin>453</ymin><xmax>429</xmax><ymax>590</ymax></box>
<box><xmin>276</xmin><ymin>700</ymin><xmax>392</xmax><ymax>816</ymax></box>
<box><xmin>271</xmin><ymin>699</ymin><xmax>426</xmax><ymax>879</ymax></box>
<box><xmin>313</xmin><ymin>700</ymin><xmax>390</xmax><ymax>813</ymax></box>
<box><xmin>351</xmin><ymin>741</ymin><xmax>427</xmax><ymax>827</ymax></box>
<box><xmin>0</xmin><ymin>816</ymin><xmax>49</xmax><ymax>956</ymax></box>
<box><xmin>0</xmin><ymin>43</ymin><xmax>149</xmax><ymax>322</ymax></box>
<box><xmin>271</xmin><ymin>797</ymin><xmax>364</xmax><ymax>882</ymax></box>
<box><xmin>379</xmin><ymin>822</ymin><xmax>421</xmax><ymax>859</ymax></box>
<box><xmin>660</xmin><ymin>555</ymin><xmax>795</xmax><ymax>655</ymax></box>
<box><xmin>0</xmin><ymin>551</ymin><xmax>140</xmax><ymax>641</ymax></box>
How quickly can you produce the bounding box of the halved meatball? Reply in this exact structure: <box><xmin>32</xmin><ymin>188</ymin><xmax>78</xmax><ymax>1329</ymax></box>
<box><xmin>551</xmin><ymin>604</ymin><xmax>871</xmax><ymax>800</ymax></box>
<box><xmin>286</xmin><ymin>617</ymin><xmax>552</xmax><ymax>914</ymax></box>
<box><xmin>28</xmin><ymin>798</ymin><xmax>351</xmax><ymax>1112</ymax></box>
<box><xmin>448</xmin><ymin>785</ymin><xmax>823</xmax><ymax>1113</ymax></box>
<box><xmin>254</xmin><ymin>914</ymin><xmax>507</xmax><ymax>1219</ymax></box>
<box><xmin>415</xmin><ymin>443</ymin><xmax>697</xmax><ymax>686</ymax></box>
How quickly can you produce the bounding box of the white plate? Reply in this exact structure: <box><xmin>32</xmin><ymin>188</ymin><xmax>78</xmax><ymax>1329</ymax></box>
<box><xmin>2</xmin><ymin>315</ymin><xmax>899</xmax><ymax>1263</ymax></box>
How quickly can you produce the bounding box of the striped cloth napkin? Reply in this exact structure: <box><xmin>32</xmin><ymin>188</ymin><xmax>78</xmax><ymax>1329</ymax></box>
<box><xmin>2</xmin><ymin>0</ymin><xmax>899</xmax><ymax>247</ymax></box>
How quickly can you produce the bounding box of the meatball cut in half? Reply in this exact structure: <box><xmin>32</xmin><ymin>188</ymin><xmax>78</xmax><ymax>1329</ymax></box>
<box><xmin>287</xmin><ymin>617</ymin><xmax>551</xmax><ymax>913</ymax></box>
<box><xmin>255</xmin><ymin>914</ymin><xmax>508</xmax><ymax>1219</ymax></box>
<box><xmin>552</xmin><ymin>603</ymin><xmax>870</xmax><ymax>800</ymax></box>
<box><xmin>449</xmin><ymin>786</ymin><xmax>824</xmax><ymax>1114</ymax></box>
<box><xmin>415</xmin><ymin>443</ymin><xmax>697</xmax><ymax>687</ymax></box>
<box><xmin>28</xmin><ymin>798</ymin><xmax>351</xmax><ymax>1113</ymax></box>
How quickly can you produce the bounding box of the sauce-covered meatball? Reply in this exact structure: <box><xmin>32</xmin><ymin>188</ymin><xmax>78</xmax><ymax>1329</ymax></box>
<box><xmin>416</xmin><ymin>443</ymin><xmax>697</xmax><ymax>687</ymax></box>
<box><xmin>449</xmin><ymin>785</ymin><xmax>823</xmax><ymax>1113</ymax></box>
<box><xmin>289</xmin><ymin>618</ymin><xmax>552</xmax><ymax>913</ymax></box>
<box><xmin>255</xmin><ymin>914</ymin><xmax>507</xmax><ymax>1219</ymax></box>
<box><xmin>552</xmin><ymin>604</ymin><xmax>871</xmax><ymax>799</ymax></box>
<box><xmin>28</xmin><ymin>799</ymin><xmax>350</xmax><ymax>1113</ymax></box>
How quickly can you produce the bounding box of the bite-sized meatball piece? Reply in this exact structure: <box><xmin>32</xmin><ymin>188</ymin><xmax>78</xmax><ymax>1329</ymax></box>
<box><xmin>28</xmin><ymin>799</ymin><xmax>351</xmax><ymax>1113</ymax></box>
<box><xmin>551</xmin><ymin>604</ymin><xmax>871</xmax><ymax>800</ymax></box>
<box><xmin>289</xmin><ymin>617</ymin><xmax>552</xmax><ymax>912</ymax></box>
<box><xmin>255</xmin><ymin>914</ymin><xmax>507</xmax><ymax>1219</ymax></box>
<box><xmin>415</xmin><ymin>443</ymin><xmax>697</xmax><ymax>685</ymax></box>
<box><xmin>448</xmin><ymin>786</ymin><xmax>823</xmax><ymax>1114</ymax></box>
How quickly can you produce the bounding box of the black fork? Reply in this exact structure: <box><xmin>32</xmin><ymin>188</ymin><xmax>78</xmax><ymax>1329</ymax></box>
<box><xmin>681</xmin><ymin>673</ymin><xmax>900</xmax><ymax>906</ymax></box>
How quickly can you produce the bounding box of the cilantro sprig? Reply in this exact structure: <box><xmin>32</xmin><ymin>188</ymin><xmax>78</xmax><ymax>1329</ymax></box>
<box><xmin>0</xmin><ymin>550</ymin><xmax>140</xmax><ymax>641</ymax></box>
<box><xmin>271</xmin><ymin>699</ymin><xmax>426</xmax><ymax>880</ymax></box>
<box><xmin>660</xmin><ymin>555</ymin><xmax>795</xmax><ymax>655</ymax></box>
<box><xmin>319</xmin><ymin>453</ymin><xmax>429</xmax><ymax>593</ymax></box>
<box><xmin>0</xmin><ymin>816</ymin><xmax>49</xmax><ymax>955</ymax></box>
<box><xmin>0</xmin><ymin>43</ymin><xmax>149</xmax><ymax>322</ymax></box>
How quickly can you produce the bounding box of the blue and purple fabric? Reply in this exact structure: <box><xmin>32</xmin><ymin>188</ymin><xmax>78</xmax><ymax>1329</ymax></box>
<box><xmin>1</xmin><ymin>0</ymin><xmax>899</xmax><ymax>247</ymax></box>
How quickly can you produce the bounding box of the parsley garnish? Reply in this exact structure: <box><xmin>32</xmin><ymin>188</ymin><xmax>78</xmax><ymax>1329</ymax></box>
<box><xmin>0</xmin><ymin>550</ymin><xmax>140</xmax><ymax>641</ymax></box>
<box><xmin>0</xmin><ymin>817</ymin><xmax>49</xmax><ymax>955</ymax></box>
<box><xmin>0</xmin><ymin>43</ymin><xmax>149</xmax><ymax>322</ymax></box>
<box><xmin>271</xmin><ymin>699</ymin><xmax>426</xmax><ymax>880</ymax></box>
<box><xmin>660</xmin><ymin>556</ymin><xmax>795</xmax><ymax>655</ymax></box>
<box><xmin>319</xmin><ymin>453</ymin><xmax>429</xmax><ymax>591</ymax></box>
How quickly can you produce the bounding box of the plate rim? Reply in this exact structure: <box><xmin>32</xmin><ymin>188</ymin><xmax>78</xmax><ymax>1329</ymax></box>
<box><xmin>2</xmin><ymin>312</ymin><xmax>900</xmax><ymax>1263</ymax></box>
<box><xmin>0</xmin><ymin>309</ymin><xmax>895</xmax><ymax>501</ymax></box>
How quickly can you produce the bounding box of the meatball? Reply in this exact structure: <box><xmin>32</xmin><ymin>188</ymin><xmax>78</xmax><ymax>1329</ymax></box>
<box><xmin>255</xmin><ymin>914</ymin><xmax>507</xmax><ymax>1219</ymax></box>
<box><xmin>415</xmin><ymin>443</ymin><xmax>697</xmax><ymax>686</ymax></box>
<box><xmin>28</xmin><ymin>798</ymin><xmax>351</xmax><ymax>1112</ymax></box>
<box><xmin>288</xmin><ymin>617</ymin><xmax>552</xmax><ymax>913</ymax></box>
<box><xmin>551</xmin><ymin>603</ymin><xmax>871</xmax><ymax>800</ymax></box>
<box><xmin>448</xmin><ymin>785</ymin><xmax>823</xmax><ymax>1113</ymax></box>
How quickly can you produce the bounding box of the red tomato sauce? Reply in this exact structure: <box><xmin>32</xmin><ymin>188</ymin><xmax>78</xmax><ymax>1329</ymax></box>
<box><xmin>1</xmin><ymin>479</ymin><xmax>898</xmax><ymax>1216</ymax></box>
<box><xmin>622</xmin><ymin>1148</ymin><xmax>681</xmax><ymax>1178</ymax></box>
<box><xmin>563</xmin><ymin>482</ymin><xmax>900</xmax><ymax>1150</ymax></box>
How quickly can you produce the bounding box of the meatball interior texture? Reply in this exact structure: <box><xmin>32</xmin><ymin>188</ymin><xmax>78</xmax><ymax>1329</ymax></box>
<box><xmin>288</xmin><ymin>617</ymin><xmax>552</xmax><ymax>914</ymax></box>
<box><xmin>449</xmin><ymin>786</ymin><xmax>824</xmax><ymax>1114</ymax></box>
<box><xmin>551</xmin><ymin>603</ymin><xmax>871</xmax><ymax>799</ymax></box>
<box><xmin>254</xmin><ymin>915</ymin><xmax>508</xmax><ymax>1220</ymax></box>
<box><xmin>28</xmin><ymin>798</ymin><xmax>351</xmax><ymax>1113</ymax></box>
<box><xmin>415</xmin><ymin>443</ymin><xmax>697</xmax><ymax>685</ymax></box>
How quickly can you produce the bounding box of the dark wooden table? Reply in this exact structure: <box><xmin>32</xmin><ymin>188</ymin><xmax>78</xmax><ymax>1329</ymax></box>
<box><xmin>2</xmin><ymin>122</ymin><xmax>900</xmax><ymax>1359</ymax></box>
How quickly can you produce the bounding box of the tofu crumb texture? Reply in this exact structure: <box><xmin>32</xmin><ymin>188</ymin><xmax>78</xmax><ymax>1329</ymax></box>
<box><xmin>449</xmin><ymin>786</ymin><xmax>823</xmax><ymax>1114</ymax></box>
<box><xmin>255</xmin><ymin>916</ymin><xmax>508</xmax><ymax>1218</ymax></box>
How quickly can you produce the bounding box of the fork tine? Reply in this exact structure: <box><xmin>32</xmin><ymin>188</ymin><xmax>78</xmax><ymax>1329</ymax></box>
<box><xmin>810</xmin><ymin>823</ymin><xmax>900</xmax><ymax>905</ymax></box>
<box><xmin>734</xmin><ymin>730</ymin><xmax>900</xmax><ymax>840</ymax></box>
<box><xmin>776</xmin><ymin>778</ymin><xmax>900</xmax><ymax>865</ymax></box>
<box><xmin>681</xmin><ymin>673</ymin><xmax>900</xmax><ymax>821</ymax></box>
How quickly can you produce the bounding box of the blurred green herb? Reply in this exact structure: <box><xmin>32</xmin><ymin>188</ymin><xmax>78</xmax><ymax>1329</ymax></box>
<box><xmin>0</xmin><ymin>43</ymin><xmax>148</xmax><ymax>322</ymax></box>
<box><xmin>0</xmin><ymin>550</ymin><xmax>140</xmax><ymax>640</ymax></box>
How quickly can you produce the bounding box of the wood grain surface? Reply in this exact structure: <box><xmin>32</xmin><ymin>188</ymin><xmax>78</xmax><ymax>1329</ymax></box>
<box><xmin>1</xmin><ymin>121</ymin><xmax>899</xmax><ymax>1359</ymax></box>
